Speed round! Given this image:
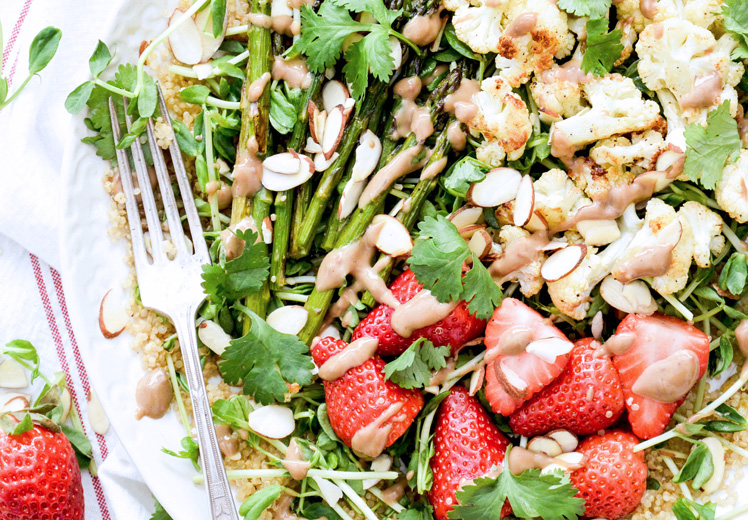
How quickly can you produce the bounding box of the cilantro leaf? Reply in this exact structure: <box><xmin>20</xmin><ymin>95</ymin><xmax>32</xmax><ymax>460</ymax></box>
<box><xmin>201</xmin><ymin>229</ymin><xmax>269</xmax><ymax>301</ymax></box>
<box><xmin>557</xmin><ymin>0</ymin><xmax>612</xmax><ymax>18</ymax></box>
<box><xmin>331</xmin><ymin>0</ymin><xmax>401</xmax><ymax>26</ymax></box>
<box><xmin>450</xmin><ymin>462</ymin><xmax>585</xmax><ymax>520</ymax></box>
<box><xmin>581</xmin><ymin>18</ymin><xmax>622</xmax><ymax>77</ymax></box>
<box><xmin>443</xmin><ymin>157</ymin><xmax>487</xmax><ymax>198</ymax></box>
<box><xmin>150</xmin><ymin>500</ymin><xmax>174</xmax><ymax>520</ymax></box>
<box><xmin>343</xmin><ymin>27</ymin><xmax>394</xmax><ymax>99</ymax></box>
<box><xmin>723</xmin><ymin>0</ymin><xmax>748</xmax><ymax>59</ymax></box>
<box><xmin>384</xmin><ymin>338</ymin><xmax>450</xmax><ymax>389</ymax></box>
<box><xmin>462</xmin><ymin>253</ymin><xmax>502</xmax><ymax>320</ymax></box>
<box><xmin>397</xmin><ymin>502</ymin><xmax>435</xmax><ymax>520</ymax></box>
<box><xmin>684</xmin><ymin>101</ymin><xmax>742</xmax><ymax>189</ymax></box>
<box><xmin>409</xmin><ymin>215</ymin><xmax>471</xmax><ymax>302</ymax></box>
<box><xmin>294</xmin><ymin>2</ymin><xmax>366</xmax><ymax>72</ymax></box>
<box><xmin>219</xmin><ymin>310</ymin><xmax>314</xmax><ymax>404</ymax></box>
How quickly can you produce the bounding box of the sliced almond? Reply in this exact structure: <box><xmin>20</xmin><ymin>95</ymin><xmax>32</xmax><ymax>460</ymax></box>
<box><xmin>99</xmin><ymin>288</ymin><xmax>130</xmax><ymax>339</ymax></box>
<box><xmin>701</xmin><ymin>437</ymin><xmax>725</xmax><ymax>494</ymax></box>
<box><xmin>458</xmin><ymin>224</ymin><xmax>486</xmax><ymax>239</ymax></box>
<box><xmin>322</xmin><ymin>80</ymin><xmax>349</xmax><ymax>113</ymax></box>
<box><xmin>541</xmin><ymin>244</ymin><xmax>587</xmax><ymax>282</ymax></box>
<box><xmin>352</xmin><ymin>130</ymin><xmax>382</xmax><ymax>182</ymax></box>
<box><xmin>541</xmin><ymin>239</ymin><xmax>568</xmax><ymax>252</ymax></box>
<box><xmin>525</xmin><ymin>210</ymin><xmax>549</xmax><ymax>233</ymax></box>
<box><xmin>372</xmin><ymin>215</ymin><xmax>414</xmax><ymax>257</ymax></box>
<box><xmin>591</xmin><ymin>311</ymin><xmax>603</xmax><ymax>341</ymax></box>
<box><xmin>305</xmin><ymin>136</ymin><xmax>323</xmax><ymax>154</ymax></box>
<box><xmin>525</xmin><ymin>337</ymin><xmax>574</xmax><ymax>364</ymax></box>
<box><xmin>314</xmin><ymin>152</ymin><xmax>339</xmax><ymax>172</ymax></box>
<box><xmin>339</xmin><ymin>178</ymin><xmax>367</xmax><ymax>219</ymax></box>
<box><xmin>363</xmin><ymin>454</ymin><xmax>392</xmax><ymax>490</ymax></box>
<box><xmin>655</xmin><ymin>149</ymin><xmax>684</xmax><ymax>173</ymax></box>
<box><xmin>312</xmin><ymin>476</ymin><xmax>343</xmax><ymax>506</ymax></box>
<box><xmin>637</xmin><ymin>169</ymin><xmax>672</xmax><ymax>192</ymax></box>
<box><xmin>0</xmin><ymin>358</ymin><xmax>28</xmax><ymax>389</ymax></box>
<box><xmin>247</xmin><ymin>405</ymin><xmax>295</xmax><ymax>438</ymax></box>
<box><xmin>599</xmin><ymin>276</ymin><xmax>658</xmax><ymax>315</ymax></box>
<box><xmin>467</xmin><ymin>167</ymin><xmax>522</xmax><ymax>208</ymax></box>
<box><xmin>577</xmin><ymin>219</ymin><xmax>621</xmax><ymax>246</ymax></box>
<box><xmin>468</xmin><ymin>365</ymin><xmax>485</xmax><ymax>396</ymax></box>
<box><xmin>320</xmin><ymin>324</ymin><xmax>341</xmax><ymax>340</ymax></box>
<box><xmin>60</xmin><ymin>388</ymin><xmax>72</xmax><ymax>424</ymax></box>
<box><xmin>513</xmin><ymin>176</ymin><xmax>535</xmax><ymax>227</ymax></box>
<box><xmin>449</xmin><ymin>206</ymin><xmax>484</xmax><ymax>230</ymax></box>
<box><xmin>308</xmin><ymin>101</ymin><xmax>324</xmax><ymax>144</ymax></box>
<box><xmin>262</xmin><ymin>155</ymin><xmax>315</xmax><ymax>191</ymax></box>
<box><xmin>468</xmin><ymin>229</ymin><xmax>492</xmax><ymax>259</ymax></box>
<box><xmin>496</xmin><ymin>361</ymin><xmax>528</xmax><ymax>398</ymax></box>
<box><xmin>322</xmin><ymin>106</ymin><xmax>345</xmax><ymax>160</ymax></box>
<box><xmin>168</xmin><ymin>9</ymin><xmax>203</xmax><ymax>65</ymax></box>
<box><xmin>555</xmin><ymin>452</ymin><xmax>585</xmax><ymax>466</ymax></box>
<box><xmin>527</xmin><ymin>436</ymin><xmax>563</xmax><ymax>458</ymax></box>
<box><xmin>262</xmin><ymin>217</ymin><xmax>273</xmax><ymax>244</ymax></box>
<box><xmin>547</xmin><ymin>430</ymin><xmax>578</xmax><ymax>453</ymax></box>
<box><xmin>0</xmin><ymin>392</ymin><xmax>31</xmax><ymax>413</ymax></box>
<box><xmin>389</xmin><ymin>37</ymin><xmax>403</xmax><ymax>70</ymax></box>
<box><xmin>198</xmin><ymin>319</ymin><xmax>232</xmax><ymax>356</ymax></box>
<box><xmin>193</xmin><ymin>62</ymin><xmax>214</xmax><ymax>80</ymax></box>
<box><xmin>194</xmin><ymin>5</ymin><xmax>228</xmax><ymax>63</ymax></box>
<box><xmin>263</xmin><ymin>153</ymin><xmax>301</xmax><ymax>175</ymax></box>
<box><xmin>267</xmin><ymin>306</ymin><xmax>309</xmax><ymax>336</ymax></box>
<box><xmin>88</xmin><ymin>390</ymin><xmax>110</xmax><ymax>436</ymax></box>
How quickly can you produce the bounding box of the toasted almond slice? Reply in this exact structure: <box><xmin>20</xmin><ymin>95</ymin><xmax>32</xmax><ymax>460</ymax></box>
<box><xmin>458</xmin><ymin>224</ymin><xmax>486</xmax><ymax>239</ymax></box>
<box><xmin>322</xmin><ymin>106</ymin><xmax>345</xmax><ymax>160</ymax></box>
<box><xmin>655</xmin><ymin>149</ymin><xmax>684</xmax><ymax>173</ymax></box>
<box><xmin>0</xmin><ymin>392</ymin><xmax>31</xmax><ymax>413</ymax></box>
<box><xmin>372</xmin><ymin>215</ymin><xmax>414</xmax><ymax>257</ymax></box>
<box><xmin>525</xmin><ymin>210</ymin><xmax>549</xmax><ymax>233</ymax></box>
<box><xmin>540</xmin><ymin>239</ymin><xmax>568</xmax><ymax>252</ymax></box>
<box><xmin>314</xmin><ymin>152</ymin><xmax>339</xmax><ymax>172</ymax></box>
<box><xmin>389</xmin><ymin>37</ymin><xmax>403</xmax><ymax>70</ymax></box>
<box><xmin>322</xmin><ymin>80</ymin><xmax>349</xmax><ymax>113</ymax></box>
<box><xmin>468</xmin><ymin>366</ymin><xmax>485</xmax><ymax>396</ymax></box>
<box><xmin>320</xmin><ymin>324</ymin><xmax>341</xmax><ymax>340</ymax></box>
<box><xmin>637</xmin><ymin>169</ymin><xmax>672</xmax><ymax>192</ymax></box>
<box><xmin>99</xmin><ymin>288</ymin><xmax>130</xmax><ymax>339</ymax></box>
<box><xmin>701</xmin><ymin>437</ymin><xmax>725</xmax><ymax>494</ymax></box>
<box><xmin>267</xmin><ymin>306</ymin><xmax>309</xmax><ymax>336</ymax></box>
<box><xmin>541</xmin><ymin>244</ymin><xmax>587</xmax><ymax>282</ymax></box>
<box><xmin>527</xmin><ymin>436</ymin><xmax>563</xmax><ymax>457</ymax></box>
<box><xmin>197</xmin><ymin>320</ymin><xmax>232</xmax><ymax>356</ymax></box>
<box><xmin>352</xmin><ymin>130</ymin><xmax>382</xmax><ymax>182</ymax></box>
<box><xmin>513</xmin><ymin>175</ymin><xmax>535</xmax><ymax>227</ymax></box>
<box><xmin>342</xmin><ymin>97</ymin><xmax>355</xmax><ymax>118</ymax></box>
<box><xmin>247</xmin><ymin>405</ymin><xmax>295</xmax><ymax>438</ymax></box>
<box><xmin>467</xmin><ymin>167</ymin><xmax>522</xmax><ymax>207</ymax></box>
<box><xmin>449</xmin><ymin>205</ymin><xmax>484</xmax><ymax>229</ymax></box>
<box><xmin>547</xmin><ymin>430</ymin><xmax>578</xmax><ymax>453</ymax></box>
<box><xmin>193</xmin><ymin>62</ymin><xmax>214</xmax><ymax>80</ymax></box>
<box><xmin>468</xmin><ymin>229</ymin><xmax>492</xmax><ymax>259</ymax></box>
<box><xmin>312</xmin><ymin>476</ymin><xmax>344</xmax><ymax>505</ymax></box>
<box><xmin>194</xmin><ymin>5</ymin><xmax>227</xmax><ymax>63</ymax></box>
<box><xmin>308</xmin><ymin>101</ymin><xmax>322</xmax><ymax>144</ymax></box>
<box><xmin>262</xmin><ymin>155</ymin><xmax>315</xmax><ymax>191</ymax></box>
<box><xmin>271</xmin><ymin>0</ymin><xmax>294</xmax><ymax>17</ymax></box>
<box><xmin>263</xmin><ymin>152</ymin><xmax>301</xmax><ymax>175</ymax></box>
<box><xmin>168</xmin><ymin>9</ymin><xmax>203</xmax><ymax>65</ymax></box>
<box><xmin>60</xmin><ymin>388</ymin><xmax>72</xmax><ymax>424</ymax></box>
<box><xmin>577</xmin><ymin>219</ymin><xmax>621</xmax><ymax>246</ymax></box>
<box><xmin>591</xmin><ymin>311</ymin><xmax>603</xmax><ymax>341</ymax></box>
<box><xmin>525</xmin><ymin>337</ymin><xmax>574</xmax><ymax>364</ymax></box>
<box><xmin>88</xmin><ymin>390</ymin><xmax>110</xmax><ymax>436</ymax></box>
<box><xmin>363</xmin><ymin>454</ymin><xmax>392</xmax><ymax>490</ymax></box>
<box><xmin>600</xmin><ymin>276</ymin><xmax>658</xmax><ymax>315</ymax></box>
<box><xmin>498</xmin><ymin>361</ymin><xmax>527</xmax><ymax>393</ymax></box>
<box><xmin>339</xmin><ymin>178</ymin><xmax>367</xmax><ymax>219</ymax></box>
<box><xmin>305</xmin><ymin>136</ymin><xmax>323</xmax><ymax>154</ymax></box>
<box><xmin>0</xmin><ymin>358</ymin><xmax>28</xmax><ymax>389</ymax></box>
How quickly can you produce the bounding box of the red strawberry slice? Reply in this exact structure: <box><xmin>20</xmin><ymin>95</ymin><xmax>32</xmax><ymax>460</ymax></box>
<box><xmin>483</xmin><ymin>298</ymin><xmax>573</xmax><ymax>416</ymax></box>
<box><xmin>571</xmin><ymin>430</ymin><xmax>647</xmax><ymax>519</ymax></box>
<box><xmin>311</xmin><ymin>336</ymin><xmax>423</xmax><ymax>457</ymax></box>
<box><xmin>509</xmin><ymin>338</ymin><xmax>625</xmax><ymax>437</ymax></box>
<box><xmin>429</xmin><ymin>386</ymin><xmax>511</xmax><ymax>520</ymax></box>
<box><xmin>612</xmin><ymin>313</ymin><xmax>709</xmax><ymax>440</ymax></box>
<box><xmin>352</xmin><ymin>269</ymin><xmax>486</xmax><ymax>357</ymax></box>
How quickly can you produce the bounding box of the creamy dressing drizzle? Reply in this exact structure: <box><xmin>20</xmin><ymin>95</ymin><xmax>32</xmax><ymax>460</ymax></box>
<box><xmin>429</xmin><ymin>355</ymin><xmax>458</xmax><ymax>386</ymax></box>
<box><xmin>447</xmin><ymin>121</ymin><xmax>467</xmax><ymax>151</ymax></box>
<box><xmin>641</xmin><ymin>0</ymin><xmax>657</xmax><ymax>19</ymax></box>
<box><xmin>444</xmin><ymin>79</ymin><xmax>480</xmax><ymax>123</ymax></box>
<box><xmin>614</xmin><ymin>232</ymin><xmax>678</xmax><ymax>282</ymax></box>
<box><xmin>318</xmin><ymin>337</ymin><xmax>379</xmax><ymax>381</ymax></box>
<box><xmin>420</xmin><ymin>157</ymin><xmax>448</xmax><ymax>180</ymax></box>
<box><xmin>359</xmin><ymin>145</ymin><xmax>427</xmax><ymax>208</ymax></box>
<box><xmin>272</xmin><ymin>56</ymin><xmax>312</xmax><ymax>89</ymax></box>
<box><xmin>391</xmin><ymin>289</ymin><xmax>458</xmax><ymax>338</ymax></box>
<box><xmin>632</xmin><ymin>350</ymin><xmax>701</xmax><ymax>403</ymax></box>
<box><xmin>215</xmin><ymin>424</ymin><xmax>240</xmax><ymax>459</ymax></box>
<box><xmin>135</xmin><ymin>368</ymin><xmax>173</xmax><ymax>420</ymax></box>
<box><xmin>597</xmin><ymin>333</ymin><xmax>636</xmax><ymax>357</ymax></box>
<box><xmin>540</xmin><ymin>60</ymin><xmax>592</xmax><ymax>85</ymax></box>
<box><xmin>488</xmin><ymin>231</ymin><xmax>550</xmax><ymax>282</ymax></box>
<box><xmin>206</xmin><ymin>181</ymin><xmax>233</xmax><ymax>209</ymax></box>
<box><xmin>680</xmin><ymin>71</ymin><xmax>723</xmax><ymax>109</ymax></box>
<box><xmin>247</xmin><ymin>72</ymin><xmax>271</xmax><ymax>103</ymax></box>
<box><xmin>382</xmin><ymin>480</ymin><xmax>408</xmax><ymax>506</ymax></box>
<box><xmin>402</xmin><ymin>8</ymin><xmax>444</xmax><ymax>46</ymax></box>
<box><xmin>220</xmin><ymin>216</ymin><xmax>259</xmax><ymax>259</ymax></box>
<box><xmin>504</xmin><ymin>12</ymin><xmax>538</xmax><ymax>37</ymax></box>
<box><xmin>393</xmin><ymin>77</ymin><xmax>434</xmax><ymax>141</ymax></box>
<box><xmin>351</xmin><ymin>402</ymin><xmax>404</xmax><ymax>459</ymax></box>
<box><xmin>282</xmin><ymin>438</ymin><xmax>312</xmax><ymax>480</ymax></box>
<box><xmin>232</xmin><ymin>136</ymin><xmax>263</xmax><ymax>199</ymax></box>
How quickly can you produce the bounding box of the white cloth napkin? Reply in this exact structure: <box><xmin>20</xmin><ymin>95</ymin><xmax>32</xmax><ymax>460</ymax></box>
<box><xmin>0</xmin><ymin>1</ymin><xmax>153</xmax><ymax>518</ymax></box>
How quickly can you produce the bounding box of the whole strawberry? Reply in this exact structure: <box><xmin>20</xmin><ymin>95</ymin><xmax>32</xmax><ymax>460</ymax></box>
<box><xmin>0</xmin><ymin>423</ymin><xmax>84</xmax><ymax>519</ymax></box>
<box><xmin>429</xmin><ymin>387</ymin><xmax>511</xmax><ymax>520</ymax></box>
<box><xmin>353</xmin><ymin>269</ymin><xmax>486</xmax><ymax>357</ymax></box>
<box><xmin>570</xmin><ymin>430</ymin><xmax>647</xmax><ymax>519</ymax></box>
<box><xmin>509</xmin><ymin>338</ymin><xmax>625</xmax><ymax>437</ymax></box>
<box><xmin>311</xmin><ymin>336</ymin><xmax>423</xmax><ymax>458</ymax></box>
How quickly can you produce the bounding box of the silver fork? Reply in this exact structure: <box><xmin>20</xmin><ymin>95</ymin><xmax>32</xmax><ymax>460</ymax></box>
<box><xmin>108</xmin><ymin>89</ymin><xmax>239</xmax><ymax>520</ymax></box>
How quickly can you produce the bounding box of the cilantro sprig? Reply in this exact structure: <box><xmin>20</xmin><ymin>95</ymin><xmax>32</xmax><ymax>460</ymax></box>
<box><xmin>581</xmin><ymin>18</ymin><xmax>623</xmax><ymax>77</ymax></box>
<box><xmin>292</xmin><ymin>0</ymin><xmax>420</xmax><ymax>99</ymax></box>
<box><xmin>450</xmin><ymin>451</ymin><xmax>585</xmax><ymax>520</ymax></box>
<box><xmin>683</xmin><ymin>101</ymin><xmax>742</xmax><ymax>190</ymax></box>
<box><xmin>557</xmin><ymin>0</ymin><xmax>612</xmax><ymax>19</ymax></box>
<box><xmin>407</xmin><ymin>215</ymin><xmax>502</xmax><ymax>320</ymax></box>
<box><xmin>384</xmin><ymin>338</ymin><xmax>450</xmax><ymax>389</ymax></box>
<box><xmin>723</xmin><ymin>0</ymin><xmax>748</xmax><ymax>59</ymax></box>
<box><xmin>201</xmin><ymin>229</ymin><xmax>270</xmax><ymax>302</ymax></box>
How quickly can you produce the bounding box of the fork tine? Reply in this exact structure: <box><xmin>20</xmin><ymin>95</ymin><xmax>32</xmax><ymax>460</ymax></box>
<box><xmin>156</xmin><ymin>86</ymin><xmax>210</xmax><ymax>263</ymax></box>
<box><xmin>145</xmin><ymin>117</ymin><xmax>189</xmax><ymax>257</ymax></box>
<box><xmin>109</xmin><ymin>99</ymin><xmax>151</xmax><ymax>272</ymax></box>
<box><xmin>123</xmin><ymin>98</ymin><xmax>165</xmax><ymax>261</ymax></box>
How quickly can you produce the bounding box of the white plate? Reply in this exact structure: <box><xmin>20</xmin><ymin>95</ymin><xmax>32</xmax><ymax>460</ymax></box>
<box><xmin>59</xmin><ymin>0</ymin><xmax>221</xmax><ymax>518</ymax></box>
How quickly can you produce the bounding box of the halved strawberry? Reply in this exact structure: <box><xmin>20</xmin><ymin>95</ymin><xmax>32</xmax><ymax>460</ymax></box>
<box><xmin>483</xmin><ymin>298</ymin><xmax>573</xmax><ymax>416</ymax></box>
<box><xmin>571</xmin><ymin>430</ymin><xmax>647</xmax><ymax>519</ymax></box>
<box><xmin>509</xmin><ymin>338</ymin><xmax>625</xmax><ymax>437</ymax></box>
<box><xmin>311</xmin><ymin>337</ymin><xmax>423</xmax><ymax>457</ymax></box>
<box><xmin>429</xmin><ymin>386</ymin><xmax>511</xmax><ymax>520</ymax></box>
<box><xmin>352</xmin><ymin>269</ymin><xmax>486</xmax><ymax>357</ymax></box>
<box><xmin>612</xmin><ymin>313</ymin><xmax>709</xmax><ymax>440</ymax></box>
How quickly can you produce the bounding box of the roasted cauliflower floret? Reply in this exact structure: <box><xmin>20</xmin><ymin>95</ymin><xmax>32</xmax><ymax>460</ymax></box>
<box><xmin>533</xmin><ymin>168</ymin><xmax>591</xmax><ymax>229</ymax></box>
<box><xmin>715</xmin><ymin>149</ymin><xmax>748</xmax><ymax>223</ymax></box>
<box><xmin>493</xmin><ymin>0</ymin><xmax>576</xmax><ymax>86</ymax></box>
<box><xmin>656</xmin><ymin>89</ymin><xmax>689</xmax><ymax>150</ymax></box>
<box><xmin>493</xmin><ymin>226</ymin><xmax>545</xmax><ymax>297</ymax></box>
<box><xmin>550</xmin><ymin>75</ymin><xmax>661</xmax><ymax>159</ymax></box>
<box><xmin>615</xmin><ymin>0</ymin><xmax>723</xmax><ymax>32</ymax></box>
<box><xmin>468</xmin><ymin>76</ymin><xmax>532</xmax><ymax>162</ymax></box>
<box><xmin>590</xmin><ymin>130</ymin><xmax>667</xmax><ymax>172</ymax></box>
<box><xmin>614</xmin><ymin>0</ymin><xmax>650</xmax><ymax>33</ymax></box>
<box><xmin>453</xmin><ymin>2</ymin><xmax>510</xmax><ymax>54</ymax></box>
<box><xmin>529</xmin><ymin>63</ymin><xmax>587</xmax><ymax>124</ymax></box>
<box><xmin>678</xmin><ymin>201</ymin><xmax>724</xmax><ymax>268</ymax></box>
<box><xmin>567</xmin><ymin>157</ymin><xmax>635</xmax><ymax>201</ymax></box>
<box><xmin>636</xmin><ymin>20</ymin><xmax>744</xmax><ymax>121</ymax></box>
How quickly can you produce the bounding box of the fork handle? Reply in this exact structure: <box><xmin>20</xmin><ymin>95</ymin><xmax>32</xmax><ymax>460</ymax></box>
<box><xmin>174</xmin><ymin>308</ymin><xmax>240</xmax><ymax>520</ymax></box>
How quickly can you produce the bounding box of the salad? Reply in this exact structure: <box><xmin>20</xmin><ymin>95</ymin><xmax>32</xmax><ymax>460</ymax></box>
<box><xmin>66</xmin><ymin>0</ymin><xmax>748</xmax><ymax>518</ymax></box>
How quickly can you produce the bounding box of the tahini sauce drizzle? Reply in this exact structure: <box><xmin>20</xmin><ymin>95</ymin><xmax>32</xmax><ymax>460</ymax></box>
<box><xmin>247</xmin><ymin>72</ymin><xmax>271</xmax><ymax>103</ymax></box>
<box><xmin>641</xmin><ymin>0</ymin><xmax>657</xmax><ymax>19</ymax></box>
<box><xmin>272</xmin><ymin>56</ymin><xmax>313</xmax><ymax>89</ymax></box>
<box><xmin>220</xmin><ymin>216</ymin><xmax>259</xmax><ymax>259</ymax></box>
<box><xmin>402</xmin><ymin>8</ymin><xmax>444</xmax><ymax>47</ymax></box>
<box><xmin>318</xmin><ymin>337</ymin><xmax>379</xmax><ymax>381</ymax></box>
<box><xmin>504</xmin><ymin>12</ymin><xmax>538</xmax><ymax>37</ymax></box>
<box><xmin>390</xmin><ymin>290</ymin><xmax>459</xmax><ymax>338</ymax></box>
<box><xmin>615</xmin><ymin>220</ymin><xmax>682</xmax><ymax>282</ymax></box>
<box><xmin>232</xmin><ymin>136</ymin><xmax>263</xmax><ymax>199</ymax></box>
<box><xmin>488</xmin><ymin>231</ymin><xmax>550</xmax><ymax>282</ymax></box>
<box><xmin>443</xmin><ymin>79</ymin><xmax>481</xmax><ymax>123</ymax></box>
<box><xmin>680</xmin><ymin>71</ymin><xmax>723</xmax><ymax>109</ymax></box>
<box><xmin>215</xmin><ymin>424</ymin><xmax>240</xmax><ymax>459</ymax></box>
<box><xmin>631</xmin><ymin>350</ymin><xmax>701</xmax><ymax>403</ymax></box>
<box><xmin>393</xmin><ymin>77</ymin><xmax>434</xmax><ymax>141</ymax></box>
<box><xmin>447</xmin><ymin>121</ymin><xmax>467</xmax><ymax>151</ymax></box>
<box><xmin>358</xmin><ymin>145</ymin><xmax>427</xmax><ymax>208</ymax></box>
<box><xmin>282</xmin><ymin>438</ymin><xmax>312</xmax><ymax>480</ymax></box>
<box><xmin>351</xmin><ymin>402</ymin><xmax>404</xmax><ymax>458</ymax></box>
<box><xmin>135</xmin><ymin>368</ymin><xmax>173</xmax><ymax>420</ymax></box>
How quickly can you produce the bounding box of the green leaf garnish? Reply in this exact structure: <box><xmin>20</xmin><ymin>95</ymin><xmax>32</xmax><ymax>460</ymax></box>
<box><xmin>673</xmin><ymin>441</ymin><xmax>713</xmax><ymax>490</ymax></box>
<box><xmin>684</xmin><ymin>101</ymin><xmax>741</xmax><ymax>190</ymax></box>
<box><xmin>722</xmin><ymin>0</ymin><xmax>748</xmax><ymax>59</ymax></box>
<box><xmin>672</xmin><ymin>498</ymin><xmax>716</xmax><ymax>520</ymax></box>
<box><xmin>443</xmin><ymin>157</ymin><xmax>487</xmax><ymax>198</ymax></box>
<box><xmin>201</xmin><ymin>229</ymin><xmax>270</xmax><ymax>301</ymax></box>
<box><xmin>239</xmin><ymin>485</ymin><xmax>283</xmax><ymax>520</ymax></box>
<box><xmin>581</xmin><ymin>18</ymin><xmax>623</xmax><ymax>77</ymax></box>
<box><xmin>384</xmin><ymin>338</ymin><xmax>450</xmax><ymax>389</ymax></box>
<box><xmin>28</xmin><ymin>26</ymin><xmax>62</xmax><ymax>74</ymax></box>
<box><xmin>557</xmin><ymin>0</ymin><xmax>612</xmax><ymax>19</ymax></box>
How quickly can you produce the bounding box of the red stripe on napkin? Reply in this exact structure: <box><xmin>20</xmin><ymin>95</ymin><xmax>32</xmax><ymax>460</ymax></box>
<box><xmin>2</xmin><ymin>0</ymin><xmax>34</xmax><ymax>69</ymax></box>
